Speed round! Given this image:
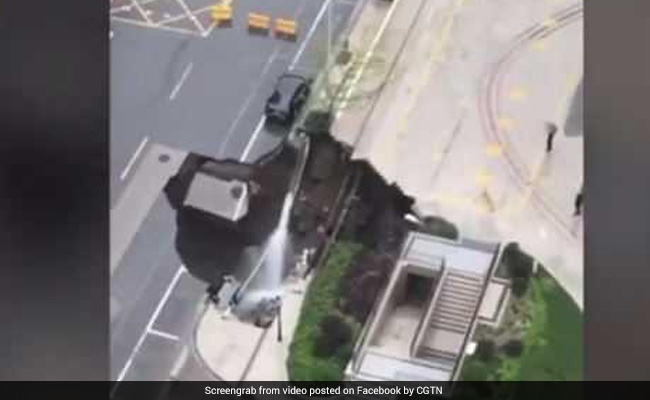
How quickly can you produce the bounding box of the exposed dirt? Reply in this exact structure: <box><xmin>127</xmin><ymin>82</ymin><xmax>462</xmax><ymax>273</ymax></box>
<box><xmin>164</xmin><ymin>143</ymin><xmax>300</xmax><ymax>287</ymax></box>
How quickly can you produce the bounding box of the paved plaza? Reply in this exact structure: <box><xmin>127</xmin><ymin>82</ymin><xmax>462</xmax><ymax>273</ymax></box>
<box><xmin>333</xmin><ymin>0</ymin><xmax>583</xmax><ymax>307</ymax></box>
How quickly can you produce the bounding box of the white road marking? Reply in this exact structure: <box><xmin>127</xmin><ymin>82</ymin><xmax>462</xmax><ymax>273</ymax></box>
<box><xmin>217</xmin><ymin>46</ymin><xmax>281</xmax><ymax>157</ymax></box>
<box><xmin>116</xmin><ymin>266</ymin><xmax>186</xmax><ymax>382</ymax></box>
<box><xmin>290</xmin><ymin>0</ymin><xmax>334</xmax><ymax>70</ymax></box>
<box><xmin>148</xmin><ymin>328</ymin><xmax>181</xmax><ymax>342</ymax></box>
<box><xmin>169</xmin><ymin>62</ymin><xmax>194</xmax><ymax>101</ymax></box>
<box><xmin>204</xmin><ymin>20</ymin><xmax>218</xmax><ymax>37</ymax></box>
<box><xmin>130</xmin><ymin>0</ymin><xmax>155</xmax><ymax>26</ymax></box>
<box><xmin>240</xmin><ymin>116</ymin><xmax>267</xmax><ymax>162</ymax></box>
<box><xmin>337</xmin><ymin>0</ymin><xmax>401</xmax><ymax>116</ymax></box>
<box><xmin>170</xmin><ymin>346</ymin><xmax>189</xmax><ymax>378</ymax></box>
<box><xmin>175</xmin><ymin>0</ymin><xmax>206</xmax><ymax>34</ymax></box>
<box><xmin>110</xmin><ymin>6</ymin><xmax>131</xmax><ymax>15</ymax></box>
<box><xmin>111</xmin><ymin>16</ymin><xmax>203</xmax><ymax>36</ymax></box>
<box><xmin>120</xmin><ymin>136</ymin><xmax>149</xmax><ymax>181</ymax></box>
<box><xmin>158</xmin><ymin>5</ymin><xmax>213</xmax><ymax>26</ymax></box>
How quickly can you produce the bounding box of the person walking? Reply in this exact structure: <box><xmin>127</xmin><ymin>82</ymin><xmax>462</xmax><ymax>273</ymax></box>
<box><xmin>574</xmin><ymin>185</ymin><xmax>584</xmax><ymax>216</ymax></box>
<box><xmin>545</xmin><ymin>122</ymin><xmax>558</xmax><ymax>153</ymax></box>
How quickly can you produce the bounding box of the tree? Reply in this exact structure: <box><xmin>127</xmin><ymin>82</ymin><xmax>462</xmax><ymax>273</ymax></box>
<box><xmin>419</xmin><ymin>216</ymin><xmax>459</xmax><ymax>240</ymax></box>
<box><xmin>476</xmin><ymin>340</ymin><xmax>496</xmax><ymax>362</ymax></box>
<box><xmin>503</xmin><ymin>243</ymin><xmax>534</xmax><ymax>279</ymax></box>
<box><xmin>511</xmin><ymin>276</ymin><xmax>530</xmax><ymax>298</ymax></box>
<box><xmin>502</xmin><ymin>340</ymin><xmax>524</xmax><ymax>357</ymax></box>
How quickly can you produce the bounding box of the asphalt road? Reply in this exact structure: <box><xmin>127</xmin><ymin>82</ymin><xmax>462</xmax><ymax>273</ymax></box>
<box><xmin>110</xmin><ymin>0</ymin><xmax>359</xmax><ymax>384</ymax></box>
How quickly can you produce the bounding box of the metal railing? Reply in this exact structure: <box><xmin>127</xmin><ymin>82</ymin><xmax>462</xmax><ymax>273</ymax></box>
<box><xmin>449</xmin><ymin>242</ymin><xmax>503</xmax><ymax>382</ymax></box>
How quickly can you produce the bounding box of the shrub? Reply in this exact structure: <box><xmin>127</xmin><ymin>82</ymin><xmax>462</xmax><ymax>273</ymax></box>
<box><xmin>287</xmin><ymin>241</ymin><xmax>363</xmax><ymax>381</ymax></box>
<box><xmin>339</xmin><ymin>252</ymin><xmax>393</xmax><ymax>323</ymax></box>
<box><xmin>419</xmin><ymin>216</ymin><xmax>459</xmax><ymax>240</ymax></box>
<box><xmin>303</xmin><ymin>111</ymin><xmax>333</xmax><ymax>136</ymax></box>
<box><xmin>502</xmin><ymin>340</ymin><xmax>524</xmax><ymax>357</ymax></box>
<box><xmin>503</xmin><ymin>243</ymin><xmax>534</xmax><ymax>279</ymax></box>
<box><xmin>476</xmin><ymin>340</ymin><xmax>496</xmax><ymax>362</ymax></box>
<box><xmin>512</xmin><ymin>276</ymin><xmax>530</xmax><ymax>298</ymax></box>
<box><xmin>314</xmin><ymin>314</ymin><xmax>353</xmax><ymax>358</ymax></box>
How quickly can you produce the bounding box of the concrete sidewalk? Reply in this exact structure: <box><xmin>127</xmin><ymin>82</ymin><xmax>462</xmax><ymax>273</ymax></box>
<box><xmin>331</xmin><ymin>0</ymin><xmax>584</xmax><ymax>307</ymax></box>
<box><xmin>194</xmin><ymin>275</ymin><xmax>312</xmax><ymax>380</ymax></box>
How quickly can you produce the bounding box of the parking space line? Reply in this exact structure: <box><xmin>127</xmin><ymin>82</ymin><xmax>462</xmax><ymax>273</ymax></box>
<box><xmin>120</xmin><ymin>136</ymin><xmax>149</xmax><ymax>181</ymax></box>
<box><xmin>217</xmin><ymin>46</ymin><xmax>280</xmax><ymax>158</ymax></box>
<box><xmin>240</xmin><ymin>116</ymin><xmax>267</xmax><ymax>162</ymax></box>
<box><xmin>148</xmin><ymin>328</ymin><xmax>181</xmax><ymax>342</ymax></box>
<box><xmin>116</xmin><ymin>266</ymin><xmax>186</xmax><ymax>382</ymax></box>
<box><xmin>130</xmin><ymin>0</ymin><xmax>155</xmax><ymax>26</ymax></box>
<box><xmin>157</xmin><ymin>5</ymin><xmax>213</xmax><ymax>26</ymax></box>
<box><xmin>175</xmin><ymin>0</ymin><xmax>206</xmax><ymax>34</ymax></box>
<box><xmin>170</xmin><ymin>346</ymin><xmax>189</xmax><ymax>378</ymax></box>
<box><xmin>169</xmin><ymin>62</ymin><xmax>194</xmax><ymax>101</ymax></box>
<box><xmin>290</xmin><ymin>0</ymin><xmax>334</xmax><ymax>70</ymax></box>
<box><xmin>112</xmin><ymin>16</ymin><xmax>203</xmax><ymax>36</ymax></box>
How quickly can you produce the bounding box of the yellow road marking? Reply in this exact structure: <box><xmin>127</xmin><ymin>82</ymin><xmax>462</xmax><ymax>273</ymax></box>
<box><xmin>485</xmin><ymin>142</ymin><xmax>503</xmax><ymax>157</ymax></box>
<box><xmin>497</xmin><ymin>116</ymin><xmax>516</xmax><ymax>132</ymax></box>
<box><xmin>541</xmin><ymin>17</ymin><xmax>557</xmax><ymax>28</ymax></box>
<box><xmin>532</xmin><ymin>38</ymin><xmax>547</xmax><ymax>51</ymax></box>
<box><xmin>475</xmin><ymin>169</ymin><xmax>493</xmax><ymax>187</ymax></box>
<box><xmin>507</xmin><ymin>86</ymin><xmax>528</xmax><ymax>101</ymax></box>
<box><xmin>391</xmin><ymin>0</ymin><xmax>468</xmax><ymax>163</ymax></box>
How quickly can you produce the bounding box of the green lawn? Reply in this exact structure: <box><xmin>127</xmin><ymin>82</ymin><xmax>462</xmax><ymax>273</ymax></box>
<box><xmin>460</xmin><ymin>272</ymin><xmax>583</xmax><ymax>381</ymax></box>
<box><xmin>517</xmin><ymin>273</ymin><xmax>583</xmax><ymax>380</ymax></box>
<box><xmin>287</xmin><ymin>241</ymin><xmax>363</xmax><ymax>381</ymax></box>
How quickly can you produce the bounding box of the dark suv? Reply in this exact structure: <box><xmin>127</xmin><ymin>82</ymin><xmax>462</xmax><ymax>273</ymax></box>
<box><xmin>264</xmin><ymin>73</ymin><xmax>311</xmax><ymax>125</ymax></box>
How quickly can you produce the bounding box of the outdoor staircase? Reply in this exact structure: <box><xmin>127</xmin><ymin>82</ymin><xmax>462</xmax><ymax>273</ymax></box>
<box><xmin>428</xmin><ymin>270</ymin><xmax>483</xmax><ymax>334</ymax></box>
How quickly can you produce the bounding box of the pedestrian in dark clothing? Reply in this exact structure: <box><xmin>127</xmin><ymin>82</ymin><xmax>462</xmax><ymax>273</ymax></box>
<box><xmin>574</xmin><ymin>188</ymin><xmax>584</xmax><ymax>216</ymax></box>
<box><xmin>546</xmin><ymin>122</ymin><xmax>558</xmax><ymax>153</ymax></box>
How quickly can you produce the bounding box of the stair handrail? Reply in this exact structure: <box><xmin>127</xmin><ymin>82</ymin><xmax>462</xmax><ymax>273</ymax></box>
<box><xmin>449</xmin><ymin>243</ymin><xmax>503</xmax><ymax>383</ymax></box>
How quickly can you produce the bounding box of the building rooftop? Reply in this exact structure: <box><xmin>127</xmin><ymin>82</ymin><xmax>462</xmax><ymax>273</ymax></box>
<box><xmin>347</xmin><ymin>231</ymin><xmax>501</xmax><ymax>382</ymax></box>
<box><xmin>183</xmin><ymin>171</ymin><xmax>249</xmax><ymax>222</ymax></box>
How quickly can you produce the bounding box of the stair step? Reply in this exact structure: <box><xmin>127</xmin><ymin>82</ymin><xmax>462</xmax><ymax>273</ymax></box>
<box><xmin>439</xmin><ymin>295</ymin><xmax>477</xmax><ymax>307</ymax></box>
<box><xmin>431</xmin><ymin>321</ymin><xmax>470</xmax><ymax>333</ymax></box>
<box><xmin>448</xmin><ymin>271</ymin><xmax>484</xmax><ymax>282</ymax></box>
<box><xmin>439</xmin><ymin>291</ymin><xmax>479</xmax><ymax>305</ymax></box>
<box><xmin>436</xmin><ymin>307</ymin><xmax>473</xmax><ymax>319</ymax></box>
<box><xmin>430</xmin><ymin>321</ymin><xmax>468</xmax><ymax>334</ymax></box>
<box><xmin>431</xmin><ymin>315</ymin><xmax>470</xmax><ymax>328</ymax></box>
<box><xmin>419</xmin><ymin>346</ymin><xmax>458</xmax><ymax>362</ymax></box>
<box><xmin>447</xmin><ymin>273</ymin><xmax>483</xmax><ymax>283</ymax></box>
<box><xmin>438</xmin><ymin>297</ymin><xmax>476</xmax><ymax>309</ymax></box>
<box><xmin>441</xmin><ymin>285</ymin><xmax>480</xmax><ymax>297</ymax></box>
<box><xmin>435</xmin><ymin>309</ymin><xmax>473</xmax><ymax>322</ymax></box>
<box><xmin>432</xmin><ymin>312</ymin><xmax>471</xmax><ymax>325</ymax></box>
<box><xmin>444</xmin><ymin>279</ymin><xmax>482</xmax><ymax>292</ymax></box>
<box><xmin>443</xmin><ymin>284</ymin><xmax>481</xmax><ymax>297</ymax></box>
<box><xmin>415</xmin><ymin>351</ymin><xmax>456</xmax><ymax>370</ymax></box>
